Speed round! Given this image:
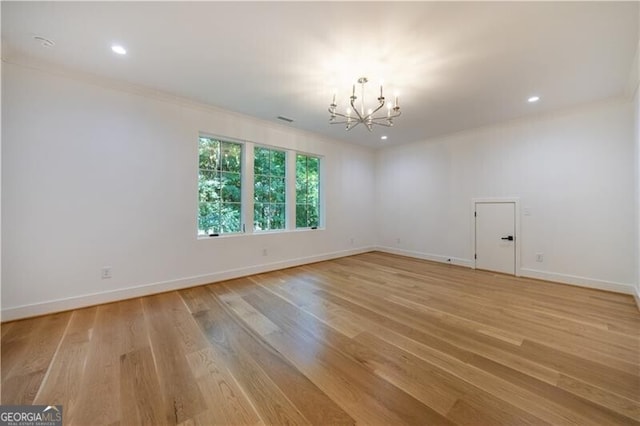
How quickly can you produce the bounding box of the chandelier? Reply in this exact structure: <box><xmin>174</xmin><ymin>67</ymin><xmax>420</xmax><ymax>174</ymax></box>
<box><xmin>328</xmin><ymin>77</ymin><xmax>401</xmax><ymax>131</ymax></box>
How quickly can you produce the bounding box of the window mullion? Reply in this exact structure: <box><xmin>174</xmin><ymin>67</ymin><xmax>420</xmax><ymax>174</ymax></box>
<box><xmin>243</xmin><ymin>142</ymin><xmax>254</xmax><ymax>234</ymax></box>
<box><xmin>286</xmin><ymin>150</ymin><xmax>297</xmax><ymax>230</ymax></box>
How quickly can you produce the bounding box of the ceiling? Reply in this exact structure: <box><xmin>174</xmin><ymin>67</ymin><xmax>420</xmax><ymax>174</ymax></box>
<box><xmin>2</xmin><ymin>2</ymin><xmax>638</xmax><ymax>148</ymax></box>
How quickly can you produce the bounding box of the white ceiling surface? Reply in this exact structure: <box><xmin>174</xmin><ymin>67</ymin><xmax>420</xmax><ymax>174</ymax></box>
<box><xmin>2</xmin><ymin>2</ymin><xmax>638</xmax><ymax>147</ymax></box>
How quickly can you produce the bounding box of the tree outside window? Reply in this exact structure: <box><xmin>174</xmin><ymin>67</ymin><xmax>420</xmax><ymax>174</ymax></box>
<box><xmin>296</xmin><ymin>154</ymin><xmax>320</xmax><ymax>228</ymax></box>
<box><xmin>198</xmin><ymin>137</ymin><xmax>242</xmax><ymax>235</ymax></box>
<box><xmin>254</xmin><ymin>147</ymin><xmax>286</xmax><ymax>231</ymax></box>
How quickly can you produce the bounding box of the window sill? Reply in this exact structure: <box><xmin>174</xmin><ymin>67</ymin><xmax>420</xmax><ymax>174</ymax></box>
<box><xmin>197</xmin><ymin>227</ymin><xmax>324</xmax><ymax>240</ymax></box>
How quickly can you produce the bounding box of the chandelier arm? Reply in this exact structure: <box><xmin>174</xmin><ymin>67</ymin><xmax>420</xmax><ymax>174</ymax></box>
<box><xmin>370</xmin><ymin>110</ymin><xmax>401</xmax><ymax>121</ymax></box>
<box><xmin>346</xmin><ymin>121</ymin><xmax>361</xmax><ymax>131</ymax></box>
<box><xmin>350</xmin><ymin>97</ymin><xmax>366</xmax><ymax>122</ymax></box>
<box><xmin>364</xmin><ymin>99</ymin><xmax>387</xmax><ymax>120</ymax></box>
<box><xmin>370</xmin><ymin>111</ymin><xmax>401</xmax><ymax>122</ymax></box>
<box><xmin>329</xmin><ymin>111</ymin><xmax>352</xmax><ymax>119</ymax></box>
<box><xmin>370</xmin><ymin>121</ymin><xmax>393</xmax><ymax>127</ymax></box>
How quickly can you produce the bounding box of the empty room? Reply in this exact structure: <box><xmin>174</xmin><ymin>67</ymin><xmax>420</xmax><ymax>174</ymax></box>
<box><xmin>1</xmin><ymin>2</ymin><xmax>639</xmax><ymax>425</ymax></box>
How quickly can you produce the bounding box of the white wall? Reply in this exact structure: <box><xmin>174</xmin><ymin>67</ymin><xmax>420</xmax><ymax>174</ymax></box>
<box><xmin>1</xmin><ymin>62</ymin><xmax>376</xmax><ymax>320</ymax></box>
<box><xmin>376</xmin><ymin>99</ymin><xmax>636</xmax><ymax>293</ymax></box>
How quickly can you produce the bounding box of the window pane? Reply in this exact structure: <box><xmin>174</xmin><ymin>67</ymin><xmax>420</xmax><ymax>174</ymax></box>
<box><xmin>221</xmin><ymin>142</ymin><xmax>242</xmax><ymax>172</ymax></box>
<box><xmin>254</xmin><ymin>175</ymin><xmax>270</xmax><ymax>203</ymax></box>
<box><xmin>296</xmin><ymin>204</ymin><xmax>308</xmax><ymax>228</ymax></box>
<box><xmin>295</xmin><ymin>154</ymin><xmax>320</xmax><ymax>228</ymax></box>
<box><xmin>254</xmin><ymin>146</ymin><xmax>287</xmax><ymax>231</ymax></box>
<box><xmin>254</xmin><ymin>147</ymin><xmax>270</xmax><ymax>176</ymax></box>
<box><xmin>271</xmin><ymin>150</ymin><xmax>286</xmax><ymax>176</ymax></box>
<box><xmin>198</xmin><ymin>137</ymin><xmax>243</xmax><ymax>235</ymax></box>
<box><xmin>198</xmin><ymin>170</ymin><xmax>220</xmax><ymax>203</ymax></box>
<box><xmin>220</xmin><ymin>203</ymin><xmax>241</xmax><ymax>233</ymax></box>
<box><xmin>296</xmin><ymin>154</ymin><xmax>306</xmax><ymax>174</ymax></box>
<box><xmin>221</xmin><ymin>172</ymin><xmax>241</xmax><ymax>202</ymax></box>
<box><xmin>307</xmin><ymin>204</ymin><xmax>319</xmax><ymax>228</ymax></box>
<box><xmin>296</xmin><ymin>181</ymin><xmax>307</xmax><ymax>203</ymax></box>
<box><xmin>199</xmin><ymin>137</ymin><xmax>220</xmax><ymax>170</ymax></box>
<box><xmin>308</xmin><ymin>156</ymin><xmax>319</xmax><ymax>174</ymax></box>
<box><xmin>254</xmin><ymin>203</ymin><xmax>266</xmax><ymax>231</ymax></box>
<box><xmin>199</xmin><ymin>202</ymin><xmax>219</xmax><ymax>234</ymax></box>
<box><xmin>270</xmin><ymin>204</ymin><xmax>286</xmax><ymax>229</ymax></box>
<box><xmin>272</xmin><ymin>177</ymin><xmax>286</xmax><ymax>203</ymax></box>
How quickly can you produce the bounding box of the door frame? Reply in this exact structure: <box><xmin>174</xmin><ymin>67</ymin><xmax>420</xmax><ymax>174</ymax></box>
<box><xmin>471</xmin><ymin>197</ymin><xmax>521</xmax><ymax>277</ymax></box>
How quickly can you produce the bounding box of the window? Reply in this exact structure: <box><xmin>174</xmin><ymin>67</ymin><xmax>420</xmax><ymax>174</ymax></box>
<box><xmin>198</xmin><ymin>137</ymin><xmax>242</xmax><ymax>235</ymax></box>
<box><xmin>254</xmin><ymin>147</ymin><xmax>286</xmax><ymax>231</ymax></box>
<box><xmin>296</xmin><ymin>154</ymin><xmax>320</xmax><ymax>228</ymax></box>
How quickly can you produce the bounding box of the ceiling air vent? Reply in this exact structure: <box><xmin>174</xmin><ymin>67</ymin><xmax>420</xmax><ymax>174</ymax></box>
<box><xmin>277</xmin><ymin>116</ymin><xmax>294</xmax><ymax>123</ymax></box>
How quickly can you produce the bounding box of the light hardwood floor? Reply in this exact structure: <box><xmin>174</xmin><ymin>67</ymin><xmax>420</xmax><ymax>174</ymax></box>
<box><xmin>2</xmin><ymin>252</ymin><xmax>639</xmax><ymax>425</ymax></box>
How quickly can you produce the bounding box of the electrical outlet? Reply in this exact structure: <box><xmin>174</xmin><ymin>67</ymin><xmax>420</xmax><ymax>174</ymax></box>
<box><xmin>536</xmin><ymin>253</ymin><xmax>543</xmax><ymax>263</ymax></box>
<box><xmin>262</xmin><ymin>248</ymin><xmax>268</xmax><ymax>256</ymax></box>
<box><xmin>101</xmin><ymin>267</ymin><xmax>112</xmax><ymax>279</ymax></box>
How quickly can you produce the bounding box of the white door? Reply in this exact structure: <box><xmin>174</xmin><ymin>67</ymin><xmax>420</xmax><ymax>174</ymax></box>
<box><xmin>475</xmin><ymin>202</ymin><xmax>515</xmax><ymax>275</ymax></box>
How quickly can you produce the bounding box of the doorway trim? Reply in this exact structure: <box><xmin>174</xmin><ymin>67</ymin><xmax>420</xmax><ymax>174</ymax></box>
<box><xmin>471</xmin><ymin>197</ymin><xmax>521</xmax><ymax>277</ymax></box>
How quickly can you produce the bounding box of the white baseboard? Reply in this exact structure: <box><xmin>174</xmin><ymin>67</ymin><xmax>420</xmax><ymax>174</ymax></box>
<box><xmin>375</xmin><ymin>245</ymin><xmax>474</xmax><ymax>268</ymax></box>
<box><xmin>1</xmin><ymin>246</ymin><xmax>375</xmax><ymax>322</ymax></box>
<box><xmin>519</xmin><ymin>268</ymin><xmax>635</xmax><ymax>295</ymax></box>
<box><xmin>375</xmin><ymin>246</ymin><xmax>636</xmax><ymax>297</ymax></box>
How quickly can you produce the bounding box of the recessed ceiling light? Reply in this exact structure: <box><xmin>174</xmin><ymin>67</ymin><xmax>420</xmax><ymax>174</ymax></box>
<box><xmin>528</xmin><ymin>96</ymin><xmax>540</xmax><ymax>103</ymax></box>
<box><xmin>111</xmin><ymin>45</ymin><xmax>127</xmax><ymax>55</ymax></box>
<box><xmin>380</xmin><ymin>136</ymin><xmax>388</xmax><ymax>140</ymax></box>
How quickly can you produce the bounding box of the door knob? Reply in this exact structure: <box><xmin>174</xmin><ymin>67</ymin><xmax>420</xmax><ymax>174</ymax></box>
<box><xmin>501</xmin><ymin>235</ymin><xmax>514</xmax><ymax>241</ymax></box>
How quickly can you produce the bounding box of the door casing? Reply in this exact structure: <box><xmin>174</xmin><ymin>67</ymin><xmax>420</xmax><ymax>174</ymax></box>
<box><xmin>471</xmin><ymin>197</ymin><xmax>521</xmax><ymax>276</ymax></box>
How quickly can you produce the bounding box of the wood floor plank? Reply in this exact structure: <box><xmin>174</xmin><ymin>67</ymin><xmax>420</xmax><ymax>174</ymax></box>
<box><xmin>186</xmin><ymin>347</ymin><xmax>264</xmax><ymax>426</ymax></box>
<box><xmin>142</xmin><ymin>292</ymin><xmax>208</xmax><ymax>424</ymax></box>
<box><xmin>120</xmin><ymin>346</ymin><xmax>167</xmax><ymax>425</ymax></box>
<box><xmin>1</xmin><ymin>252</ymin><xmax>638</xmax><ymax>425</ymax></box>
<box><xmin>119</xmin><ymin>298</ymin><xmax>150</xmax><ymax>355</ymax></box>
<box><xmin>33</xmin><ymin>307</ymin><xmax>97</xmax><ymax>409</ymax></box>
<box><xmin>66</xmin><ymin>303</ymin><xmax>124</xmax><ymax>426</ymax></box>
<box><xmin>556</xmin><ymin>374</ymin><xmax>640</xmax><ymax>421</ymax></box>
<box><xmin>1</xmin><ymin>311</ymin><xmax>71</xmax><ymax>405</ymax></box>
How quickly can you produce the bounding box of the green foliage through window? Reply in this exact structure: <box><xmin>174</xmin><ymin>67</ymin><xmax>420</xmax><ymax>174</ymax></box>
<box><xmin>198</xmin><ymin>137</ymin><xmax>242</xmax><ymax>235</ymax></box>
<box><xmin>254</xmin><ymin>147</ymin><xmax>286</xmax><ymax>231</ymax></box>
<box><xmin>296</xmin><ymin>154</ymin><xmax>320</xmax><ymax>228</ymax></box>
